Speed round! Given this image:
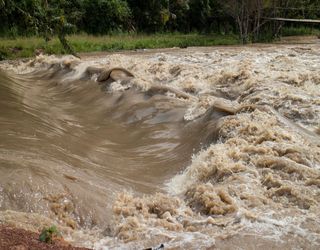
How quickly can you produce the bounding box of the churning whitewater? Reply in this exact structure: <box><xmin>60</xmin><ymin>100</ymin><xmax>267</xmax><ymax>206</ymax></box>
<box><xmin>0</xmin><ymin>43</ymin><xmax>320</xmax><ymax>249</ymax></box>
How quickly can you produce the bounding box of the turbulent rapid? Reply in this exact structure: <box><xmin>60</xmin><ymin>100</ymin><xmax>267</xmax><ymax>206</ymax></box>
<box><xmin>0</xmin><ymin>42</ymin><xmax>320</xmax><ymax>249</ymax></box>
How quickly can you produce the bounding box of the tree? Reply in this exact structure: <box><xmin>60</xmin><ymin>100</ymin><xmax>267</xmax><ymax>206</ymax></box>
<box><xmin>189</xmin><ymin>0</ymin><xmax>212</xmax><ymax>31</ymax></box>
<box><xmin>218</xmin><ymin>0</ymin><xmax>268</xmax><ymax>43</ymax></box>
<box><xmin>167</xmin><ymin>0</ymin><xmax>190</xmax><ymax>32</ymax></box>
<box><xmin>82</xmin><ymin>0</ymin><xmax>132</xmax><ymax>34</ymax></box>
<box><xmin>0</xmin><ymin>0</ymin><xmax>80</xmax><ymax>56</ymax></box>
<box><xmin>127</xmin><ymin>0</ymin><xmax>170</xmax><ymax>32</ymax></box>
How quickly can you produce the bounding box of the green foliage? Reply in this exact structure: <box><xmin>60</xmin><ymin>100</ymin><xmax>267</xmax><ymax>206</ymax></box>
<box><xmin>166</xmin><ymin>0</ymin><xmax>190</xmax><ymax>32</ymax></box>
<box><xmin>82</xmin><ymin>0</ymin><xmax>132</xmax><ymax>34</ymax></box>
<box><xmin>189</xmin><ymin>0</ymin><xmax>211</xmax><ymax>30</ymax></box>
<box><xmin>0</xmin><ymin>0</ymin><xmax>80</xmax><ymax>55</ymax></box>
<box><xmin>127</xmin><ymin>0</ymin><xmax>171</xmax><ymax>32</ymax></box>
<box><xmin>39</xmin><ymin>225</ymin><xmax>60</xmax><ymax>244</ymax></box>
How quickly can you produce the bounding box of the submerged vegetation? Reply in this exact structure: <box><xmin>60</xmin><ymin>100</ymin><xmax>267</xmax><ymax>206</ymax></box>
<box><xmin>0</xmin><ymin>0</ymin><xmax>319</xmax><ymax>59</ymax></box>
<box><xmin>39</xmin><ymin>225</ymin><xmax>60</xmax><ymax>244</ymax></box>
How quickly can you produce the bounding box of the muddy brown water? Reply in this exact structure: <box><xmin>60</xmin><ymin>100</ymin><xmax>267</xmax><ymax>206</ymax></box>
<box><xmin>0</xmin><ymin>66</ymin><xmax>228</xmax><ymax>228</ymax></box>
<box><xmin>0</xmin><ymin>41</ymin><xmax>320</xmax><ymax>249</ymax></box>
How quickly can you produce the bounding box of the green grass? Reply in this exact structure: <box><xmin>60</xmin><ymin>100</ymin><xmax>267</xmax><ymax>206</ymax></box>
<box><xmin>0</xmin><ymin>33</ymin><xmax>239</xmax><ymax>60</ymax></box>
<box><xmin>281</xmin><ymin>26</ymin><xmax>320</xmax><ymax>36</ymax></box>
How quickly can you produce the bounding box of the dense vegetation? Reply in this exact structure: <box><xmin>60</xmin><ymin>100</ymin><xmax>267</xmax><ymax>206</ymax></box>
<box><xmin>1</xmin><ymin>0</ymin><xmax>320</xmax><ymax>38</ymax></box>
<box><xmin>0</xmin><ymin>0</ymin><xmax>319</xmax><ymax>59</ymax></box>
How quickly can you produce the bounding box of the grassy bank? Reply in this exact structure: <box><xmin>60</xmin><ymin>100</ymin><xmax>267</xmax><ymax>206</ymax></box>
<box><xmin>0</xmin><ymin>33</ymin><xmax>239</xmax><ymax>60</ymax></box>
<box><xmin>282</xmin><ymin>26</ymin><xmax>320</xmax><ymax>37</ymax></box>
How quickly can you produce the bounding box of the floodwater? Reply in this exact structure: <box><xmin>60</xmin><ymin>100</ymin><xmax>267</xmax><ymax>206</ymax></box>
<box><xmin>0</xmin><ymin>40</ymin><xmax>320</xmax><ymax>249</ymax></box>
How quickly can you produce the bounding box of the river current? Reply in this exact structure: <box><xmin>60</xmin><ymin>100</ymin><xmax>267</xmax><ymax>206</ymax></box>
<box><xmin>0</xmin><ymin>43</ymin><xmax>320</xmax><ymax>249</ymax></box>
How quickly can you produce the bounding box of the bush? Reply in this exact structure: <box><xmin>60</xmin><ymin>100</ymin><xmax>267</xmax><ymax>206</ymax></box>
<box><xmin>39</xmin><ymin>225</ymin><xmax>61</xmax><ymax>244</ymax></box>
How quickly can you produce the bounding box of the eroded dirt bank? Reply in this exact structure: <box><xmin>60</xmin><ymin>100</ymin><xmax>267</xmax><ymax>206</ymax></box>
<box><xmin>0</xmin><ymin>225</ymin><xmax>90</xmax><ymax>250</ymax></box>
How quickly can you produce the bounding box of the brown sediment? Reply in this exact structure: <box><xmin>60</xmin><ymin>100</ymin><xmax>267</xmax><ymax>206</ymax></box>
<box><xmin>0</xmin><ymin>225</ymin><xmax>90</xmax><ymax>250</ymax></box>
